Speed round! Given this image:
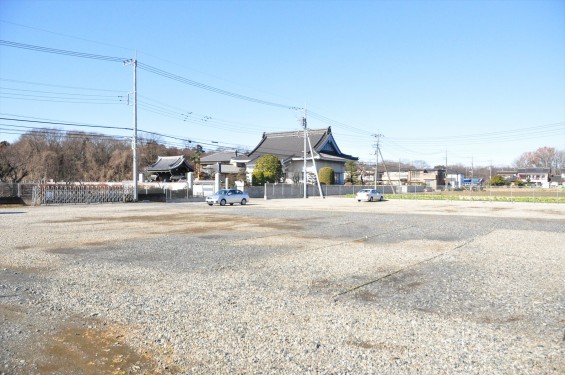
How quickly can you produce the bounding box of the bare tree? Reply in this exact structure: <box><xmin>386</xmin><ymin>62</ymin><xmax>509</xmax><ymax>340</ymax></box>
<box><xmin>514</xmin><ymin>147</ymin><xmax>562</xmax><ymax>170</ymax></box>
<box><xmin>0</xmin><ymin>141</ymin><xmax>30</xmax><ymax>182</ymax></box>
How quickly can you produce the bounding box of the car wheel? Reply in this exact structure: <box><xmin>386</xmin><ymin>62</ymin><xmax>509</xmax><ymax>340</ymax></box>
<box><xmin>207</xmin><ymin>203</ymin><xmax>213</xmax><ymax>206</ymax></box>
<box><xmin>241</xmin><ymin>198</ymin><xmax>247</xmax><ymax>205</ymax></box>
<box><xmin>379</xmin><ymin>196</ymin><xmax>383</xmax><ymax>201</ymax></box>
<box><xmin>220</xmin><ymin>199</ymin><xmax>226</xmax><ymax>206</ymax></box>
<box><xmin>369</xmin><ymin>197</ymin><xmax>373</xmax><ymax>202</ymax></box>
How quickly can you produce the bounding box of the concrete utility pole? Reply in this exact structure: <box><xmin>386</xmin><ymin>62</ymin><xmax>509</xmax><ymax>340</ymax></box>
<box><xmin>306</xmin><ymin>131</ymin><xmax>324</xmax><ymax>199</ymax></box>
<box><xmin>378</xmin><ymin>146</ymin><xmax>396</xmax><ymax>194</ymax></box>
<box><xmin>445</xmin><ymin>149</ymin><xmax>448</xmax><ymax>188</ymax></box>
<box><xmin>372</xmin><ymin>133</ymin><xmax>382</xmax><ymax>189</ymax></box>
<box><xmin>125</xmin><ymin>55</ymin><xmax>138</xmax><ymax>202</ymax></box>
<box><xmin>303</xmin><ymin>115</ymin><xmax>307</xmax><ymax>199</ymax></box>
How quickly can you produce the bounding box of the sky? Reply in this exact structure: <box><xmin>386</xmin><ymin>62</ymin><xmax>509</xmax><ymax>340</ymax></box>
<box><xmin>1</xmin><ymin>0</ymin><xmax>564</xmax><ymax>168</ymax></box>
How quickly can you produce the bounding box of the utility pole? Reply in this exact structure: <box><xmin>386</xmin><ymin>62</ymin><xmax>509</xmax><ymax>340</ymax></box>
<box><xmin>489</xmin><ymin>160</ymin><xmax>492</xmax><ymax>198</ymax></box>
<box><xmin>471</xmin><ymin>156</ymin><xmax>474</xmax><ymax>192</ymax></box>
<box><xmin>303</xmin><ymin>113</ymin><xmax>307</xmax><ymax>199</ymax></box>
<box><xmin>306</xmin><ymin>132</ymin><xmax>324</xmax><ymax>198</ymax></box>
<box><xmin>125</xmin><ymin>55</ymin><xmax>138</xmax><ymax>202</ymax></box>
<box><xmin>372</xmin><ymin>133</ymin><xmax>382</xmax><ymax>189</ymax></box>
<box><xmin>445</xmin><ymin>149</ymin><xmax>448</xmax><ymax>189</ymax></box>
<box><xmin>378</xmin><ymin>146</ymin><xmax>396</xmax><ymax>194</ymax></box>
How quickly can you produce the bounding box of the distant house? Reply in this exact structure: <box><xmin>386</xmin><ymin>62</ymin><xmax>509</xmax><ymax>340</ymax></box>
<box><xmin>497</xmin><ymin>170</ymin><xmax>518</xmax><ymax>184</ymax></box>
<box><xmin>497</xmin><ymin>168</ymin><xmax>552</xmax><ymax>187</ymax></box>
<box><xmin>516</xmin><ymin>168</ymin><xmax>551</xmax><ymax>187</ymax></box>
<box><xmin>550</xmin><ymin>174</ymin><xmax>563</xmax><ymax>187</ymax></box>
<box><xmin>146</xmin><ymin>155</ymin><xmax>193</xmax><ymax>182</ymax></box>
<box><xmin>200</xmin><ymin>150</ymin><xmax>245</xmax><ymax>177</ymax></box>
<box><xmin>445</xmin><ymin>170</ymin><xmax>465</xmax><ymax>189</ymax></box>
<box><xmin>382</xmin><ymin>169</ymin><xmax>447</xmax><ymax>189</ymax></box>
<box><xmin>235</xmin><ymin>127</ymin><xmax>358</xmax><ymax>184</ymax></box>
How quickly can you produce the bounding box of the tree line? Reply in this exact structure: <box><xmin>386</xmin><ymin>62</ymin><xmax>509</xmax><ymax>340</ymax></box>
<box><xmin>1</xmin><ymin>129</ymin><xmax>563</xmax><ymax>184</ymax></box>
<box><xmin>0</xmin><ymin>129</ymin><xmax>204</xmax><ymax>183</ymax></box>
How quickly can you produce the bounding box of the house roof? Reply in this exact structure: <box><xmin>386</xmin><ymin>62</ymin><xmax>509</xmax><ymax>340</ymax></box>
<box><xmin>200</xmin><ymin>151</ymin><xmax>243</xmax><ymax>164</ymax></box>
<box><xmin>517</xmin><ymin>168</ymin><xmax>550</xmax><ymax>173</ymax></box>
<box><xmin>147</xmin><ymin>155</ymin><xmax>193</xmax><ymax>172</ymax></box>
<box><xmin>204</xmin><ymin>164</ymin><xmax>241</xmax><ymax>174</ymax></box>
<box><xmin>244</xmin><ymin>127</ymin><xmax>357</xmax><ymax>164</ymax></box>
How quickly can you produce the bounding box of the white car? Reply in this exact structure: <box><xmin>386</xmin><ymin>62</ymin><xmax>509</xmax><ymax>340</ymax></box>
<box><xmin>356</xmin><ymin>189</ymin><xmax>384</xmax><ymax>202</ymax></box>
<box><xmin>206</xmin><ymin>189</ymin><xmax>249</xmax><ymax>206</ymax></box>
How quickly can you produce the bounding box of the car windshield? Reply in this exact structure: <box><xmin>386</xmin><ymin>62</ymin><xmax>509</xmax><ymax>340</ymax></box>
<box><xmin>359</xmin><ymin>190</ymin><xmax>371</xmax><ymax>193</ymax></box>
<box><xmin>216</xmin><ymin>190</ymin><xmax>230</xmax><ymax>195</ymax></box>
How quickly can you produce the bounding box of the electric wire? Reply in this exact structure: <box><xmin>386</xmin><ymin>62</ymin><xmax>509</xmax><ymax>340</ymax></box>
<box><xmin>0</xmin><ymin>87</ymin><xmax>126</xmax><ymax>98</ymax></box>
<box><xmin>0</xmin><ymin>125</ymin><xmax>130</xmax><ymax>142</ymax></box>
<box><xmin>137</xmin><ymin>62</ymin><xmax>301</xmax><ymax>110</ymax></box>
<box><xmin>0</xmin><ymin>78</ymin><xmax>126</xmax><ymax>93</ymax></box>
<box><xmin>0</xmin><ymin>93</ymin><xmax>125</xmax><ymax>105</ymax></box>
<box><xmin>0</xmin><ymin>117</ymin><xmax>132</xmax><ymax>131</ymax></box>
<box><xmin>0</xmin><ymin>115</ymin><xmax>249</xmax><ymax>151</ymax></box>
<box><xmin>308</xmin><ymin>110</ymin><xmax>372</xmax><ymax>136</ymax></box>
<box><xmin>2</xmin><ymin>39</ymin><xmax>562</xmax><ymax>162</ymax></box>
<box><xmin>0</xmin><ymin>40</ymin><xmax>127</xmax><ymax>62</ymax></box>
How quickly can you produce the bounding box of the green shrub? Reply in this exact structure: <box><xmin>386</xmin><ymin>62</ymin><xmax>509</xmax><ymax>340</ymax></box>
<box><xmin>254</xmin><ymin>154</ymin><xmax>283</xmax><ymax>184</ymax></box>
<box><xmin>318</xmin><ymin>167</ymin><xmax>335</xmax><ymax>185</ymax></box>
<box><xmin>252</xmin><ymin>170</ymin><xmax>265</xmax><ymax>186</ymax></box>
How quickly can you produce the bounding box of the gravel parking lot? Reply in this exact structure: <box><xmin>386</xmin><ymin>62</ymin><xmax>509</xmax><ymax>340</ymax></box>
<box><xmin>1</xmin><ymin>198</ymin><xmax>564</xmax><ymax>374</ymax></box>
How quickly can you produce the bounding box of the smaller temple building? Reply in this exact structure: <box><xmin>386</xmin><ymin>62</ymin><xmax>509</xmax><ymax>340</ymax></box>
<box><xmin>146</xmin><ymin>155</ymin><xmax>194</xmax><ymax>182</ymax></box>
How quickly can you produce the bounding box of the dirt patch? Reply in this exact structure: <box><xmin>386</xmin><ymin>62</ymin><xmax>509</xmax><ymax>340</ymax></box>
<box><xmin>345</xmin><ymin>340</ymin><xmax>408</xmax><ymax>353</ymax></box>
<box><xmin>0</xmin><ymin>303</ymin><xmax>27</xmax><ymax>319</ymax></box>
<box><xmin>37</xmin><ymin>213</ymin><xmax>303</xmax><ymax>254</ymax></box>
<box><xmin>35</xmin><ymin>323</ymin><xmax>175</xmax><ymax>374</ymax></box>
<box><xmin>45</xmin><ymin>212</ymin><xmax>302</xmax><ymax>232</ymax></box>
<box><xmin>478</xmin><ymin>314</ymin><xmax>524</xmax><ymax>324</ymax></box>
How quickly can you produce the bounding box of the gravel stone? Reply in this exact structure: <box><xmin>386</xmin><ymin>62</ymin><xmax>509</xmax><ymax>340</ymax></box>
<box><xmin>1</xmin><ymin>198</ymin><xmax>564</xmax><ymax>373</ymax></box>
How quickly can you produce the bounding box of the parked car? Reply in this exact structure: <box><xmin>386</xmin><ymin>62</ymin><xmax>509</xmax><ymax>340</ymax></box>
<box><xmin>206</xmin><ymin>189</ymin><xmax>249</xmax><ymax>206</ymax></box>
<box><xmin>356</xmin><ymin>189</ymin><xmax>383</xmax><ymax>202</ymax></box>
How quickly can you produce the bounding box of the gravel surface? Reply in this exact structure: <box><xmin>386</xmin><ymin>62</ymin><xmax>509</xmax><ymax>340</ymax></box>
<box><xmin>1</xmin><ymin>198</ymin><xmax>564</xmax><ymax>374</ymax></box>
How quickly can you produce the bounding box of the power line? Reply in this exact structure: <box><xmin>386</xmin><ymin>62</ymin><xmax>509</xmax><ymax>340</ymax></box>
<box><xmin>0</xmin><ymin>115</ymin><xmax>250</xmax><ymax>151</ymax></box>
<box><xmin>0</xmin><ymin>93</ymin><xmax>125</xmax><ymax>105</ymax></box>
<box><xmin>0</xmin><ymin>87</ymin><xmax>126</xmax><ymax>98</ymax></box>
<box><xmin>0</xmin><ymin>117</ymin><xmax>132</xmax><ymax>131</ymax></box>
<box><xmin>308</xmin><ymin>111</ymin><xmax>372</xmax><ymax>136</ymax></box>
<box><xmin>0</xmin><ymin>78</ymin><xmax>126</xmax><ymax>93</ymax></box>
<box><xmin>0</xmin><ymin>125</ymin><xmax>129</xmax><ymax>142</ymax></box>
<box><xmin>137</xmin><ymin>62</ymin><xmax>302</xmax><ymax>110</ymax></box>
<box><xmin>0</xmin><ymin>40</ymin><xmax>127</xmax><ymax>62</ymax></box>
<box><xmin>388</xmin><ymin>122</ymin><xmax>565</xmax><ymax>145</ymax></box>
<box><xmin>1</xmin><ymin>40</ymin><xmax>367</xmax><ymax>139</ymax></box>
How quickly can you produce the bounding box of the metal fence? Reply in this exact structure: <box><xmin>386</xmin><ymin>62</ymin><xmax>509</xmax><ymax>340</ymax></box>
<box><xmin>2</xmin><ymin>182</ymin><xmax>563</xmax><ymax>205</ymax></box>
<box><xmin>245</xmin><ymin>184</ymin><xmax>398</xmax><ymax>199</ymax></box>
<box><xmin>31</xmin><ymin>184</ymin><xmax>134</xmax><ymax>205</ymax></box>
<box><xmin>0</xmin><ymin>183</ymin><xmax>36</xmax><ymax>205</ymax></box>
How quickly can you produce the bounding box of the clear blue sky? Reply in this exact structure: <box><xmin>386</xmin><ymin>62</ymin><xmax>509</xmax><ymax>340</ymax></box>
<box><xmin>1</xmin><ymin>0</ymin><xmax>564</xmax><ymax>167</ymax></box>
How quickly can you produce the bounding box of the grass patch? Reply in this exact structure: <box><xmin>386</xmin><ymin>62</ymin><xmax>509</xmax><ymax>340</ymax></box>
<box><xmin>382</xmin><ymin>194</ymin><xmax>565</xmax><ymax>203</ymax></box>
<box><xmin>345</xmin><ymin>192</ymin><xmax>565</xmax><ymax>203</ymax></box>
